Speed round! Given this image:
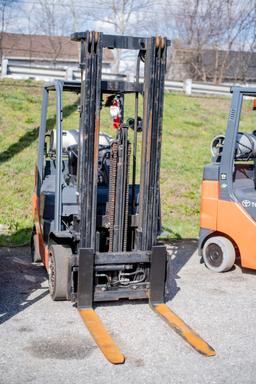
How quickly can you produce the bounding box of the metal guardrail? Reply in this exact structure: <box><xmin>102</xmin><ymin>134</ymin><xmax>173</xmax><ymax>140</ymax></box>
<box><xmin>4</xmin><ymin>63</ymin><xmax>126</xmax><ymax>82</ymax></box>
<box><xmin>165</xmin><ymin>80</ymin><xmax>231</xmax><ymax>96</ymax></box>
<box><xmin>1</xmin><ymin>60</ymin><xmax>255</xmax><ymax>96</ymax></box>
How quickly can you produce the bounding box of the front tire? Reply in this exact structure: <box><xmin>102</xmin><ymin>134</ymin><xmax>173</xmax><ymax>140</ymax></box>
<box><xmin>202</xmin><ymin>236</ymin><xmax>236</xmax><ymax>273</ymax></box>
<box><xmin>48</xmin><ymin>244</ymin><xmax>72</xmax><ymax>301</ymax></box>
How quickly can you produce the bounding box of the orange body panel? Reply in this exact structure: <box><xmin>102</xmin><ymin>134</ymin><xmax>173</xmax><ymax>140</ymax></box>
<box><xmin>32</xmin><ymin>190</ymin><xmax>49</xmax><ymax>269</ymax></box>
<box><xmin>217</xmin><ymin>200</ymin><xmax>256</xmax><ymax>269</ymax></box>
<box><xmin>200</xmin><ymin>180</ymin><xmax>219</xmax><ymax>230</ymax></box>
<box><xmin>200</xmin><ymin>180</ymin><xmax>256</xmax><ymax>270</ymax></box>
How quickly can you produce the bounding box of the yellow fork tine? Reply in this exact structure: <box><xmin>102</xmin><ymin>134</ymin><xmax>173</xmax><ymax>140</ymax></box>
<box><xmin>79</xmin><ymin>309</ymin><xmax>125</xmax><ymax>364</ymax></box>
<box><xmin>152</xmin><ymin>303</ymin><xmax>216</xmax><ymax>357</ymax></box>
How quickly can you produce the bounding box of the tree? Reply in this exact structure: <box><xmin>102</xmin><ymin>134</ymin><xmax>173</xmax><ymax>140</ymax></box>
<box><xmin>93</xmin><ymin>0</ymin><xmax>152</xmax><ymax>72</ymax></box>
<box><xmin>169</xmin><ymin>0</ymin><xmax>256</xmax><ymax>83</ymax></box>
<box><xmin>0</xmin><ymin>0</ymin><xmax>18</xmax><ymax>58</ymax></box>
<box><xmin>20</xmin><ymin>0</ymin><xmax>91</xmax><ymax>65</ymax></box>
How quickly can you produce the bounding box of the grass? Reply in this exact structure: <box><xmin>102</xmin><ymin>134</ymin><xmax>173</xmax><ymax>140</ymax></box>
<box><xmin>0</xmin><ymin>79</ymin><xmax>254</xmax><ymax>245</ymax></box>
<box><xmin>0</xmin><ymin>80</ymin><xmax>42</xmax><ymax>246</ymax></box>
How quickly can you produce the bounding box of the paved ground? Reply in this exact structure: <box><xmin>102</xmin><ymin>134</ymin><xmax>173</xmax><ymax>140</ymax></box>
<box><xmin>0</xmin><ymin>241</ymin><xmax>256</xmax><ymax>384</ymax></box>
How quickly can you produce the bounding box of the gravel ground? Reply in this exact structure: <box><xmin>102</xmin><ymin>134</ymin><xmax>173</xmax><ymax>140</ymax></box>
<box><xmin>1</xmin><ymin>241</ymin><xmax>256</xmax><ymax>384</ymax></box>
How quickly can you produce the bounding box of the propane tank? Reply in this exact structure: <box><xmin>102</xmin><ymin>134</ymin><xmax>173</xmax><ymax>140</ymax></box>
<box><xmin>211</xmin><ymin>132</ymin><xmax>256</xmax><ymax>160</ymax></box>
<box><xmin>50</xmin><ymin>129</ymin><xmax>79</xmax><ymax>153</ymax></box>
<box><xmin>211</xmin><ymin>135</ymin><xmax>225</xmax><ymax>158</ymax></box>
<box><xmin>235</xmin><ymin>132</ymin><xmax>256</xmax><ymax>159</ymax></box>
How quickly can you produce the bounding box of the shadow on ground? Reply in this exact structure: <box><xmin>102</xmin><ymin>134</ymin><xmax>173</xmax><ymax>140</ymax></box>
<box><xmin>94</xmin><ymin>239</ymin><xmax>198</xmax><ymax>309</ymax></box>
<box><xmin>0</xmin><ymin>100</ymin><xmax>79</xmax><ymax>165</ymax></box>
<box><xmin>0</xmin><ymin>246</ymin><xmax>48</xmax><ymax>325</ymax></box>
<box><xmin>0</xmin><ymin>127</ymin><xmax>39</xmax><ymax>164</ymax></box>
<box><xmin>165</xmin><ymin>239</ymin><xmax>198</xmax><ymax>302</ymax></box>
<box><xmin>0</xmin><ymin>239</ymin><xmax>198</xmax><ymax>324</ymax></box>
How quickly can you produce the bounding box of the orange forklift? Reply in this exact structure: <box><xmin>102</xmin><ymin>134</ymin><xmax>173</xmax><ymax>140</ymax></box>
<box><xmin>199</xmin><ymin>86</ymin><xmax>256</xmax><ymax>272</ymax></box>
<box><xmin>32</xmin><ymin>31</ymin><xmax>215</xmax><ymax>363</ymax></box>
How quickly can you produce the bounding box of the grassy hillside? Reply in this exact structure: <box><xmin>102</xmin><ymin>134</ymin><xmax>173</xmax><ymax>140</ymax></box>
<box><xmin>0</xmin><ymin>79</ymin><xmax>233</xmax><ymax>245</ymax></box>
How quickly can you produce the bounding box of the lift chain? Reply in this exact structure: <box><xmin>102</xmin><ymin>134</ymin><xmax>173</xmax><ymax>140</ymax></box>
<box><xmin>123</xmin><ymin>142</ymin><xmax>131</xmax><ymax>251</ymax></box>
<box><xmin>108</xmin><ymin>142</ymin><xmax>118</xmax><ymax>252</ymax></box>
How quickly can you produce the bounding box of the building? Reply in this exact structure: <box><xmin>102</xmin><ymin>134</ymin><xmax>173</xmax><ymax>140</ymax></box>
<box><xmin>168</xmin><ymin>46</ymin><xmax>256</xmax><ymax>84</ymax></box>
<box><xmin>0</xmin><ymin>32</ymin><xmax>114</xmax><ymax>80</ymax></box>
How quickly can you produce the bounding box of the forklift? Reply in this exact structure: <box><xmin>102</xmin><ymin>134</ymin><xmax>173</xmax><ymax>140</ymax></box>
<box><xmin>199</xmin><ymin>86</ymin><xmax>256</xmax><ymax>272</ymax></box>
<box><xmin>32</xmin><ymin>31</ymin><xmax>215</xmax><ymax>363</ymax></box>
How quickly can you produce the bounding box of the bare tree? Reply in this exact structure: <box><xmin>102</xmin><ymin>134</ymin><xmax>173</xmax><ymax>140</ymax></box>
<box><xmin>15</xmin><ymin>0</ymin><xmax>156</xmax><ymax>73</ymax></box>
<box><xmin>93</xmin><ymin>0</ymin><xmax>152</xmax><ymax>72</ymax></box>
<box><xmin>169</xmin><ymin>0</ymin><xmax>256</xmax><ymax>83</ymax></box>
<box><xmin>26</xmin><ymin>0</ymin><xmax>76</xmax><ymax>64</ymax></box>
<box><xmin>94</xmin><ymin>0</ymin><xmax>152</xmax><ymax>35</ymax></box>
<box><xmin>0</xmin><ymin>0</ymin><xmax>17</xmax><ymax>58</ymax></box>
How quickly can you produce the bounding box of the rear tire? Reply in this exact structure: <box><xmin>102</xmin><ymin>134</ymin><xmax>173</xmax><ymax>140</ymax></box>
<box><xmin>48</xmin><ymin>244</ymin><xmax>72</xmax><ymax>301</ymax></box>
<box><xmin>202</xmin><ymin>236</ymin><xmax>236</xmax><ymax>273</ymax></box>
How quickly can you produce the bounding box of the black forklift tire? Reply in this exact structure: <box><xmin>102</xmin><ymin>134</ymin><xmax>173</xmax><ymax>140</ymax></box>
<box><xmin>202</xmin><ymin>236</ymin><xmax>236</xmax><ymax>273</ymax></box>
<box><xmin>31</xmin><ymin>230</ymin><xmax>42</xmax><ymax>263</ymax></box>
<box><xmin>48</xmin><ymin>244</ymin><xmax>72</xmax><ymax>301</ymax></box>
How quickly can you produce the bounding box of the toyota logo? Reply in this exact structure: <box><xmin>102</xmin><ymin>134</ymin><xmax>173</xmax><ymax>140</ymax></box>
<box><xmin>242</xmin><ymin>200</ymin><xmax>251</xmax><ymax>208</ymax></box>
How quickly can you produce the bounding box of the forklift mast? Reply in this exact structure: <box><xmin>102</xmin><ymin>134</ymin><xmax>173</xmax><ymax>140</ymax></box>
<box><xmin>71</xmin><ymin>31</ymin><xmax>169</xmax><ymax>308</ymax></box>
<box><xmin>73</xmin><ymin>32</ymin><xmax>165</xmax><ymax>252</ymax></box>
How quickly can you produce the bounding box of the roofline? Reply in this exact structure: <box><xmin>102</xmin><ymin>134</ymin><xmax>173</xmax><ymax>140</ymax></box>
<box><xmin>3</xmin><ymin>55</ymin><xmax>113</xmax><ymax>63</ymax></box>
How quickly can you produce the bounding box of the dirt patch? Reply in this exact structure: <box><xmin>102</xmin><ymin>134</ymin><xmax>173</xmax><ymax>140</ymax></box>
<box><xmin>24</xmin><ymin>335</ymin><xmax>96</xmax><ymax>360</ymax></box>
<box><xmin>127</xmin><ymin>356</ymin><xmax>145</xmax><ymax>367</ymax></box>
<box><xmin>18</xmin><ymin>326</ymin><xmax>33</xmax><ymax>333</ymax></box>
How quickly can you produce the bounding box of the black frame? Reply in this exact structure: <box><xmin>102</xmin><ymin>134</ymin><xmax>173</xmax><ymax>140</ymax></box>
<box><xmin>38</xmin><ymin>32</ymin><xmax>170</xmax><ymax>309</ymax></box>
<box><xmin>71</xmin><ymin>32</ymin><xmax>169</xmax><ymax>308</ymax></box>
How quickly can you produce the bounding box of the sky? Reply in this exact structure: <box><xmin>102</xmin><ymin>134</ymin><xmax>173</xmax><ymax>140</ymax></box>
<box><xmin>5</xmin><ymin>0</ymin><xmax>175</xmax><ymax>38</ymax></box>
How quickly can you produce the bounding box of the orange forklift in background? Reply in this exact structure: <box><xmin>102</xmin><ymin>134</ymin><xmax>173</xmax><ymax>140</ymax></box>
<box><xmin>199</xmin><ymin>86</ymin><xmax>256</xmax><ymax>272</ymax></box>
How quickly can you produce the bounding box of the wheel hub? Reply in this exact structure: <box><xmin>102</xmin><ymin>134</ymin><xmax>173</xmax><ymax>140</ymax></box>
<box><xmin>205</xmin><ymin>243</ymin><xmax>223</xmax><ymax>267</ymax></box>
